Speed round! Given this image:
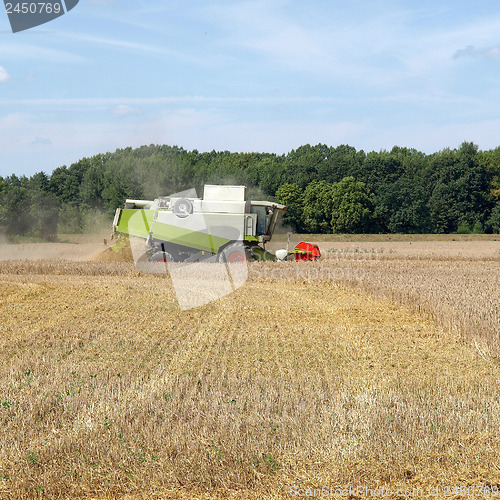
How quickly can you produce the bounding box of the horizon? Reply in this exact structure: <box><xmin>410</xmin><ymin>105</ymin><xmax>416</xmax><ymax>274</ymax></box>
<box><xmin>1</xmin><ymin>139</ymin><xmax>494</xmax><ymax>180</ymax></box>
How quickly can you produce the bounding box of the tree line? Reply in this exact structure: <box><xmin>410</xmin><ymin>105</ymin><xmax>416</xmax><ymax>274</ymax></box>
<box><xmin>0</xmin><ymin>141</ymin><xmax>499</xmax><ymax>240</ymax></box>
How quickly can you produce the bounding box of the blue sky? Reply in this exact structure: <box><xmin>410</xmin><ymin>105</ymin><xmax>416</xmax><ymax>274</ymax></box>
<box><xmin>2</xmin><ymin>0</ymin><xmax>500</xmax><ymax>177</ymax></box>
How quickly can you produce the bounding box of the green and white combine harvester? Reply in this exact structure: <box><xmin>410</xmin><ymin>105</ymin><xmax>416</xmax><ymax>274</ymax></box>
<box><xmin>112</xmin><ymin>185</ymin><xmax>293</xmax><ymax>263</ymax></box>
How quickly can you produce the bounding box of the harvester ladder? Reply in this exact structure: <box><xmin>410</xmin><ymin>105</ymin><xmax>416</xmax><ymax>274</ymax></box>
<box><xmin>145</xmin><ymin>205</ymin><xmax>161</xmax><ymax>247</ymax></box>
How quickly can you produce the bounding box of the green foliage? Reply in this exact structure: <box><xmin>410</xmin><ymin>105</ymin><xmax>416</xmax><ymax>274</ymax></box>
<box><xmin>29</xmin><ymin>190</ymin><xmax>59</xmax><ymax>241</ymax></box>
<box><xmin>457</xmin><ymin>221</ymin><xmax>471</xmax><ymax>234</ymax></box>
<box><xmin>302</xmin><ymin>181</ymin><xmax>334</xmax><ymax>233</ymax></box>
<box><xmin>0</xmin><ymin>182</ymin><xmax>30</xmax><ymax>235</ymax></box>
<box><xmin>479</xmin><ymin>147</ymin><xmax>500</xmax><ymax>199</ymax></box>
<box><xmin>330</xmin><ymin>177</ymin><xmax>375</xmax><ymax>233</ymax></box>
<box><xmin>206</xmin><ymin>440</ymin><xmax>223</xmax><ymax>460</ymax></box>
<box><xmin>428</xmin><ymin>143</ymin><xmax>492</xmax><ymax>233</ymax></box>
<box><xmin>57</xmin><ymin>204</ymin><xmax>83</xmax><ymax>234</ymax></box>
<box><xmin>375</xmin><ymin>178</ymin><xmax>430</xmax><ymax>233</ymax></box>
<box><xmin>487</xmin><ymin>202</ymin><xmax>500</xmax><ymax>233</ymax></box>
<box><xmin>0</xmin><ymin>141</ymin><xmax>498</xmax><ymax>239</ymax></box>
<box><xmin>260</xmin><ymin>452</ymin><xmax>281</xmax><ymax>471</ymax></box>
<box><xmin>275</xmin><ymin>183</ymin><xmax>304</xmax><ymax>232</ymax></box>
<box><xmin>27</xmin><ymin>450</ymin><xmax>41</xmax><ymax>467</ymax></box>
<box><xmin>472</xmin><ymin>221</ymin><xmax>484</xmax><ymax>234</ymax></box>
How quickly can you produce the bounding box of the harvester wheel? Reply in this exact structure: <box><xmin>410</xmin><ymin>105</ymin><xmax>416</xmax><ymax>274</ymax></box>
<box><xmin>135</xmin><ymin>251</ymin><xmax>170</xmax><ymax>273</ymax></box>
<box><xmin>217</xmin><ymin>242</ymin><xmax>247</xmax><ymax>263</ymax></box>
<box><xmin>150</xmin><ymin>250</ymin><xmax>175</xmax><ymax>263</ymax></box>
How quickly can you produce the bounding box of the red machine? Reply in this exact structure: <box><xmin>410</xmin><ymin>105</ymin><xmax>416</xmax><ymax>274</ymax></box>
<box><xmin>293</xmin><ymin>241</ymin><xmax>321</xmax><ymax>261</ymax></box>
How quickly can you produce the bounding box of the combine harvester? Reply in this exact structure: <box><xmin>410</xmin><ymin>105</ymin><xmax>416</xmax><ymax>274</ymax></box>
<box><xmin>112</xmin><ymin>185</ymin><xmax>320</xmax><ymax>263</ymax></box>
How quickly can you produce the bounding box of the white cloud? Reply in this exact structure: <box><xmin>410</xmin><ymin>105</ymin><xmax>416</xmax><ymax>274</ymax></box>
<box><xmin>31</xmin><ymin>136</ymin><xmax>52</xmax><ymax>145</ymax></box>
<box><xmin>205</xmin><ymin>1</ymin><xmax>335</xmax><ymax>75</ymax></box>
<box><xmin>453</xmin><ymin>45</ymin><xmax>500</xmax><ymax>60</ymax></box>
<box><xmin>110</xmin><ymin>104</ymin><xmax>140</xmax><ymax>115</ymax></box>
<box><xmin>60</xmin><ymin>33</ymin><xmax>209</xmax><ymax>65</ymax></box>
<box><xmin>0</xmin><ymin>67</ymin><xmax>11</xmax><ymax>83</ymax></box>
<box><xmin>203</xmin><ymin>2</ymin><xmax>500</xmax><ymax>97</ymax></box>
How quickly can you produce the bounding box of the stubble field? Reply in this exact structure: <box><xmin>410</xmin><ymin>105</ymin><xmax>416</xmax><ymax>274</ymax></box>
<box><xmin>0</xmin><ymin>235</ymin><xmax>499</xmax><ymax>499</ymax></box>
